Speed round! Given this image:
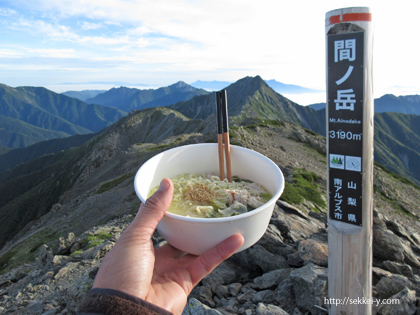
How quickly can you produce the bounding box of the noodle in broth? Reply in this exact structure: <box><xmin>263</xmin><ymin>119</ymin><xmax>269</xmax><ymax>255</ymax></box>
<box><xmin>148</xmin><ymin>173</ymin><xmax>272</xmax><ymax>218</ymax></box>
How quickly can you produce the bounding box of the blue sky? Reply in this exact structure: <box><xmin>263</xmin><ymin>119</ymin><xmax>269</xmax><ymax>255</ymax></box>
<box><xmin>0</xmin><ymin>0</ymin><xmax>419</xmax><ymax>105</ymax></box>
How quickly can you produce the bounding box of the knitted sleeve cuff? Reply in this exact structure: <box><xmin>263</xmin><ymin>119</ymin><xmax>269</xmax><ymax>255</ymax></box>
<box><xmin>77</xmin><ymin>288</ymin><xmax>174</xmax><ymax>315</ymax></box>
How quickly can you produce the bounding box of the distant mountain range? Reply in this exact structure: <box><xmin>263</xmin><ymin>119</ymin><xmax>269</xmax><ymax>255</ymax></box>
<box><xmin>0</xmin><ymin>82</ymin><xmax>207</xmax><ymax>148</ymax></box>
<box><xmin>84</xmin><ymin>81</ymin><xmax>208</xmax><ymax>112</ymax></box>
<box><xmin>62</xmin><ymin>90</ymin><xmax>106</xmax><ymax>102</ymax></box>
<box><xmin>308</xmin><ymin>94</ymin><xmax>420</xmax><ymax>116</ymax></box>
<box><xmin>0</xmin><ymin>84</ymin><xmax>125</xmax><ymax>148</ymax></box>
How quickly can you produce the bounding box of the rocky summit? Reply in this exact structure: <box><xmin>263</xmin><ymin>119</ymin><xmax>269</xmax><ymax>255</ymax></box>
<box><xmin>0</xmin><ymin>106</ymin><xmax>419</xmax><ymax>315</ymax></box>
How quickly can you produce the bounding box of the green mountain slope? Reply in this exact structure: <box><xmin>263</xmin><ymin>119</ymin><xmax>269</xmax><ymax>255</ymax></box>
<box><xmin>0</xmin><ymin>133</ymin><xmax>96</xmax><ymax>172</ymax></box>
<box><xmin>0</xmin><ymin>84</ymin><xmax>126</xmax><ymax>148</ymax></box>
<box><xmin>86</xmin><ymin>81</ymin><xmax>209</xmax><ymax>112</ymax></box>
<box><xmin>375</xmin><ymin>94</ymin><xmax>420</xmax><ymax>115</ymax></box>
<box><xmin>0</xmin><ymin>107</ymin><xmax>208</xmax><ymax>249</ymax></box>
<box><xmin>0</xmin><ymin>115</ymin><xmax>72</xmax><ymax>148</ymax></box>
<box><xmin>374</xmin><ymin>112</ymin><xmax>420</xmax><ymax>185</ymax></box>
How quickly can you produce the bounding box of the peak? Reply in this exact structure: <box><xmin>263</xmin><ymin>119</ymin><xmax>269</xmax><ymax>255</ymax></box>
<box><xmin>169</xmin><ymin>81</ymin><xmax>190</xmax><ymax>88</ymax></box>
<box><xmin>231</xmin><ymin>76</ymin><xmax>268</xmax><ymax>90</ymax></box>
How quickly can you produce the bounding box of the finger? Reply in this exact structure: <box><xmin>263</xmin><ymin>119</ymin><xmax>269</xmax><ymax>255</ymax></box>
<box><xmin>128</xmin><ymin>178</ymin><xmax>174</xmax><ymax>238</ymax></box>
<box><xmin>188</xmin><ymin>234</ymin><xmax>244</xmax><ymax>286</ymax></box>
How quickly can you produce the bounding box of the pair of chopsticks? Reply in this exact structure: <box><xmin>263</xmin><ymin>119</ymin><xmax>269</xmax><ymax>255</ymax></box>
<box><xmin>216</xmin><ymin>89</ymin><xmax>232</xmax><ymax>182</ymax></box>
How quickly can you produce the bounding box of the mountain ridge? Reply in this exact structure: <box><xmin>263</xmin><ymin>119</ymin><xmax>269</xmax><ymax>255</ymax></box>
<box><xmin>170</xmin><ymin>76</ymin><xmax>326</xmax><ymax>136</ymax></box>
<box><xmin>0</xmin><ymin>84</ymin><xmax>126</xmax><ymax>148</ymax></box>
<box><xmin>85</xmin><ymin>81</ymin><xmax>209</xmax><ymax>112</ymax></box>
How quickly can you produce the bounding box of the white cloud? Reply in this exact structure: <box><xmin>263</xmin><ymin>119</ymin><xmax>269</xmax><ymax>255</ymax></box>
<box><xmin>0</xmin><ymin>7</ymin><xmax>17</xmax><ymax>16</ymax></box>
<box><xmin>29</xmin><ymin>48</ymin><xmax>76</xmax><ymax>58</ymax></box>
<box><xmin>0</xmin><ymin>49</ymin><xmax>22</xmax><ymax>57</ymax></box>
<box><xmin>80</xmin><ymin>21</ymin><xmax>103</xmax><ymax>30</ymax></box>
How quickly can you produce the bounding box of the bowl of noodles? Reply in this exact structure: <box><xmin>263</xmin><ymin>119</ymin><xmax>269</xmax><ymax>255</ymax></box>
<box><xmin>134</xmin><ymin>143</ymin><xmax>284</xmax><ymax>255</ymax></box>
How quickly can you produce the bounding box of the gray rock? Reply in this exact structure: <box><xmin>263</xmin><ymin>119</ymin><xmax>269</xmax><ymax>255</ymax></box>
<box><xmin>287</xmin><ymin>253</ymin><xmax>304</xmax><ymax>267</ymax></box>
<box><xmin>214</xmin><ymin>285</ymin><xmax>229</xmax><ymax>299</ymax></box>
<box><xmin>373</xmin><ymin>229</ymin><xmax>405</xmax><ymax>262</ymax></box>
<box><xmin>275</xmin><ymin>278</ymin><xmax>296</xmax><ymax>313</ymax></box>
<box><xmin>237</xmin><ymin>288</ymin><xmax>257</xmax><ymax>304</ymax></box>
<box><xmin>93</xmin><ymin>241</ymin><xmax>114</xmax><ymax>260</ymax></box>
<box><xmin>372</xmin><ymin>267</ymin><xmax>393</xmax><ymax>286</ymax></box>
<box><xmin>374</xmin><ymin>228</ymin><xmax>420</xmax><ymax>269</ymax></box>
<box><xmin>252</xmin><ymin>269</ymin><xmax>292</xmax><ymax>290</ymax></box>
<box><xmin>252</xmin><ymin>290</ymin><xmax>277</xmax><ymax>305</ymax></box>
<box><xmin>202</xmin><ymin>261</ymin><xmax>238</xmax><ymax>292</ymax></box>
<box><xmin>226</xmin><ymin>283</ymin><xmax>241</xmax><ymax>297</ymax></box>
<box><xmin>381</xmin><ymin>260</ymin><xmax>414</xmax><ymax>279</ymax></box>
<box><xmin>290</xmin><ymin>263</ymin><xmax>328</xmax><ymax>315</ymax></box>
<box><xmin>190</xmin><ymin>285</ymin><xmax>216</xmax><ymax>307</ymax></box>
<box><xmin>376</xmin><ymin>288</ymin><xmax>417</xmax><ymax>315</ymax></box>
<box><xmin>373</xmin><ymin>208</ymin><xmax>387</xmax><ymax>229</ymax></box>
<box><xmin>21</xmin><ymin>300</ymin><xmax>44</xmax><ymax>314</ymax></box>
<box><xmin>53</xmin><ymin>255</ymin><xmax>70</xmax><ymax>266</ymax></box>
<box><xmin>376</xmin><ymin>274</ymin><xmax>413</xmax><ymax>299</ymax></box>
<box><xmin>238</xmin><ymin>244</ymin><xmax>289</xmax><ymax>273</ymax></box>
<box><xmin>256</xmin><ymin>224</ymin><xmax>290</xmax><ymax>257</ymax></box>
<box><xmin>277</xmin><ymin>200</ymin><xmax>311</xmax><ymax>221</ymax></box>
<box><xmin>53</xmin><ymin>233</ymin><xmax>76</xmax><ymax>255</ymax></box>
<box><xmin>298</xmin><ymin>239</ymin><xmax>328</xmax><ymax>267</ymax></box>
<box><xmin>385</xmin><ymin>220</ymin><xmax>417</xmax><ymax>245</ymax></box>
<box><xmin>182</xmin><ymin>298</ymin><xmax>223</xmax><ymax>315</ymax></box>
<box><xmin>54</xmin><ymin>262</ymin><xmax>80</xmax><ymax>280</ymax></box>
<box><xmin>255</xmin><ymin>303</ymin><xmax>288</xmax><ymax>315</ymax></box>
<box><xmin>38</xmin><ymin>245</ymin><xmax>53</xmax><ymax>268</ymax></box>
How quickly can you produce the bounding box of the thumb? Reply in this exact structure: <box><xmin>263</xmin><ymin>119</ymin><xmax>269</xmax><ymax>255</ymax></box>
<box><xmin>131</xmin><ymin>178</ymin><xmax>174</xmax><ymax>238</ymax></box>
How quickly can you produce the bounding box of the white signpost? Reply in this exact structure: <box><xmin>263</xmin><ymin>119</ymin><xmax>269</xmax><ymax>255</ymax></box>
<box><xmin>325</xmin><ymin>7</ymin><xmax>374</xmax><ymax>315</ymax></box>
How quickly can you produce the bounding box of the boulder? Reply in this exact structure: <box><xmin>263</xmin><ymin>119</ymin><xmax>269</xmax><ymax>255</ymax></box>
<box><xmin>298</xmin><ymin>239</ymin><xmax>328</xmax><ymax>267</ymax></box>
<box><xmin>290</xmin><ymin>263</ymin><xmax>328</xmax><ymax>315</ymax></box>
<box><xmin>182</xmin><ymin>298</ymin><xmax>223</xmax><ymax>315</ymax></box>
<box><xmin>38</xmin><ymin>245</ymin><xmax>53</xmax><ymax>268</ymax></box>
<box><xmin>375</xmin><ymin>274</ymin><xmax>413</xmax><ymax>300</ymax></box>
<box><xmin>202</xmin><ymin>261</ymin><xmax>238</xmax><ymax>292</ymax></box>
<box><xmin>380</xmin><ymin>260</ymin><xmax>414</xmax><ymax>279</ymax></box>
<box><xmin>373</xmin><ymin>229</ymin><xmax>405</xmax><ymax>262</ymax></box>
<box><xmin>372</xmin><ymin>267</ymin><xmax>392</xmax><ymax>286</ymax></box>
<box><xmin>235</xmin><ymin>244</ymin><xmax>289</xmax><ymax>273</ymax></box>
<box><xmin>190</xmin><ymin>285</ymin><xmax>215</xmax><ymax>308</ymax></box>
<box><xmin>53</xmin><ymin>233</ymin><xmax>76</xmax><ymax>255</ymax></box>
<box><xmin>251</xmin><ymin>269</ymin><xmax>292</xmax><ymax>290</ymax></box>
<box><xmin>255</xmin><ymin>303</ymin><xmax>288</xmax><ymax>315</ymax></box>
<box><xmin>376</xmin><ymin>288</ymin><xmax>417</xmax><ymax>315</ymax></box>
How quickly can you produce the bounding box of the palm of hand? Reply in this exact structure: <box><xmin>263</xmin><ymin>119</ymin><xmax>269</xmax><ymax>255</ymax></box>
<box><xmin>92</xmin><ymin>178</ymin><xmax>243</xmax><ymax>315</ymax></box>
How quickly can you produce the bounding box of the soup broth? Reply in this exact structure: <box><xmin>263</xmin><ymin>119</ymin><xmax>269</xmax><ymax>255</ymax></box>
<box><xmin>148</xmin><ymin>173</ymin><xmax>272</xmax><ymax>218</ymax></box>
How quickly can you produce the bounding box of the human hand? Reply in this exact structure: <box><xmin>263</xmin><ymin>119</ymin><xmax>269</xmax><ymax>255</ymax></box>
<box><xmin>92</xmin><ymin>178</ymin><xmax>244</xmax><ymax>314</ymax></box>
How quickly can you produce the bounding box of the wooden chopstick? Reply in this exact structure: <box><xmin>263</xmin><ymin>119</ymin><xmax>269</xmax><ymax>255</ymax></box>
<box><xmin>216</xmin><ymin>91</ymin><xmax>225</xmax><ymax>180</ymax></box>
<box><xmin>220</xmin><ymin>90</ymin><xmax>232</xmax><ymax>182</ymax></box>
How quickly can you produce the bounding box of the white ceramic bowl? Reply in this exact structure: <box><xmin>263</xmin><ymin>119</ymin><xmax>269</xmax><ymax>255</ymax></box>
<box><xmin>134</xmin><ymin>143</ymin><xmax>284</xmax><ymax>255</ymax></box>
